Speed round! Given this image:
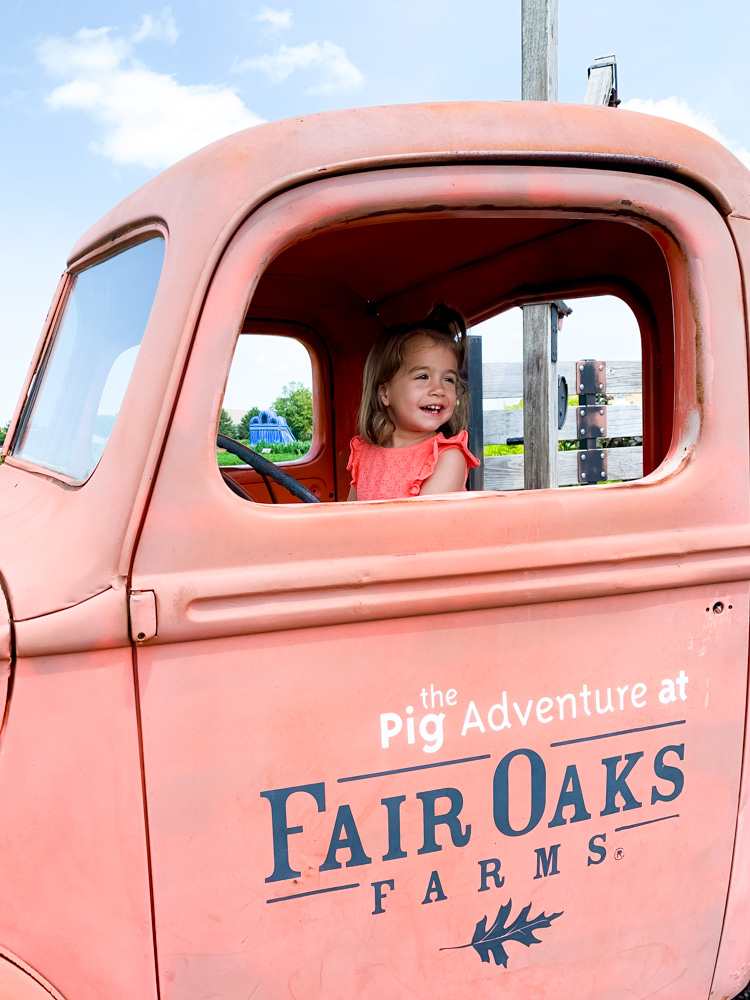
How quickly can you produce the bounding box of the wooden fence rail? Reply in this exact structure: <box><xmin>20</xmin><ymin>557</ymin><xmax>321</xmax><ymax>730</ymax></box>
<box><xmin>480</xmin><ymin>358</ymin><xmax>642</xmax><ymax>490</ymax></box>
<box><xmin>484</xmin><ymin>403</ymin><xmax>643</xmax><ymax>444</ymax></box>
<box><xmin>482</xmin><ymin>359</ymin><xmax>643</xmax><ymax>399</ymax></box>
<box><xmin>484</xmin><ymin>446</ymin><xmax>643</xmax><ymax>490</ymax></box>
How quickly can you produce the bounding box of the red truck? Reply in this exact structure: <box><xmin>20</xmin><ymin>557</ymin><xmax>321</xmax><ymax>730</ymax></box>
<box><xmin>0</xmin><ymin>100</ymin><xmax>749</xmax><ymax>1000</ymax></box>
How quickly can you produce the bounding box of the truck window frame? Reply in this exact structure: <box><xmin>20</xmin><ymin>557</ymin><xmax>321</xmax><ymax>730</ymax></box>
<box><xmin>4</xmin><ymin>225</ymin><xmax>168</xmax><ymax>488</ymax></box>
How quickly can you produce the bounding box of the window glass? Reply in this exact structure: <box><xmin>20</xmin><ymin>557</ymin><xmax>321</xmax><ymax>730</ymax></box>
<box><xmin>219</xmin><ymin>334</ymin><xmax>314</xmax><ymax>467</ymax></box>
<box><xmin>12</xmin><ymin>237</ymin><xmax>164</xmax><ymax>482</ymax></box>
<box><xmin>472</xmin><ymin>295</ymin><xmax>643</xmax><ymax>489</ymax></box>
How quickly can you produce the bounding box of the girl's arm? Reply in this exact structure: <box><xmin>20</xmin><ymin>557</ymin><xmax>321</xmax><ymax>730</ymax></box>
<box><xmin>419</xmin><ymin>448</ymin><xmax>468</xmax><ymax>495</ymax></box>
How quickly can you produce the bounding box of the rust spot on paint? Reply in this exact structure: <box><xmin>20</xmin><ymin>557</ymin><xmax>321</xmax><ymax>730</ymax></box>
<box><xmin>688</xmin><ymin>281</ymin><xmax>705</xmax><ymax>411</ymax></box>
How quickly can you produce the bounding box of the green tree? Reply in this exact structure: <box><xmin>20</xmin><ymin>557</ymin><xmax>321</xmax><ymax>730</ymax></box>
<box><xmin>236</xmin><ymin>407</ymin><xmax>261</xmax><ymax>440</ymax></box>
<box><xmin>218</xmin><ymin>408</ymin><xmax>237</xmax><ymax>437</ymax></box>
<box><xmin>272</xmin><ymin>382</ymin><xmax>313</xmax><ymax>440</ymax></box>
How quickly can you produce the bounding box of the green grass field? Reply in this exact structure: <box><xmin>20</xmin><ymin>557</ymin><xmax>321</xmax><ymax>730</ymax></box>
<box><xmin>217</xmin><ymin>440</ymin><xmax>312</xmax><ymax>466</ymax></box>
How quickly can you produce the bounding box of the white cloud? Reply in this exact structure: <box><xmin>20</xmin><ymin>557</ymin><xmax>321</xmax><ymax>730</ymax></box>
<box><xmin>133</xmin><ymin>8</ymin><xmax>179</xmax><ymax>44</ymax></box>
<box><xmin>38</xmin><ymin>27</ymin><xmax>129</xmax><ymax>76</ymax></box>
<box><xmin>622</xmin><ymin>97</ymin><xmax>750</xmax><ymax>169</ymax></box>
<box><xmin>37</xmin><ymin>25</ymin><xmax>264</xmax><ymax>170</ymax></box>
<box><xmin>254</xmin><ymin>6</ymin><xmax>293</xmax><ymax>34</ymax></box>
<box><xmin>239</xmin><ymin>40</ymin><xmax>363</xmax><ymax>95</ymax></box>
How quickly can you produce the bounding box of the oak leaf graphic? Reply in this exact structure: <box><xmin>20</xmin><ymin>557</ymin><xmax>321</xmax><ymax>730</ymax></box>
<box><xmin>441</xmin><ymin>899</ymin><xmax>563</xmax><ymax>967</ymax></box>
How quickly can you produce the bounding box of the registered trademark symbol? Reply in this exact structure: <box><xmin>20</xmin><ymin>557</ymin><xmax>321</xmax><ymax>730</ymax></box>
<box><xmin>614</xmin><ymin>848</ymin><xmax>625</xmax><ymax>861</ymax></box>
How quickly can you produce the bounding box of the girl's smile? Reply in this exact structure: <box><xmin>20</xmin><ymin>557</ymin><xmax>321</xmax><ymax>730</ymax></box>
<box><xmin>379</xmin><ymin>336</ymin><xmax>459</xmax><ymax>447</ymax></box>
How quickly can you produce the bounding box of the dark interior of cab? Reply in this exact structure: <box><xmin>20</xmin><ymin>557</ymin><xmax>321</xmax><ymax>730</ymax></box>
<box><xmin>219</xmin><ymin>213</ymin><xmax>674</xmax><ymax>504</ymax></box>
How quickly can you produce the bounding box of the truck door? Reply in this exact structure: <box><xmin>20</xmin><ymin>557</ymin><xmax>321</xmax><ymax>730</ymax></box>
<box><xmin>131</xmin><ymin>164</ymin><xmax>750</xmax><ymax>1000</ymax></box>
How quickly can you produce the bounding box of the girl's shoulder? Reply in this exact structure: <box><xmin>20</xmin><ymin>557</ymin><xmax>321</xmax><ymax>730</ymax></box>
<box><xmin>348</xmin><ymin>435</ymin><xmax>369</xmax><ymax>453</ymax></box>
<box><xmin>434</xmin><ymin>430</ymin><xmax>481</xmax><ymax>468</ymax></box>
<box><xmin>347</xmin><ymin>434</ymin><xmax>378</xmax><ymax>472</ymax></box>
<box><xmin>347</xmin><ymin>435</ymin><xmax>375</xmax><ymax>465</ymax></box>
<box><xmin>409</xmin><ymin>431</ymin><xmax>479</xmax><ymax>496</ymax></box>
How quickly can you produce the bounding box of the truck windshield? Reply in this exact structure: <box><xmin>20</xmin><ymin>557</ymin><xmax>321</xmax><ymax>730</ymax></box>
<box><xmin>11</xmin><ymin>236</ymin><xmax>164</xmax><ymax>482</ymax></box>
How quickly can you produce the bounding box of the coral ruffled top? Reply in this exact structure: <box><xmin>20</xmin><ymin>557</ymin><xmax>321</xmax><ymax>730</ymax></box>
<box><xmin>348</xmin><ymin>430</ymin><xmax>480</xmax><ymax>501</ymax></box>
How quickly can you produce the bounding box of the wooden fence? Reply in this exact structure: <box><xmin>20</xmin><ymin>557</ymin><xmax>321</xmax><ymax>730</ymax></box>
<box><xmin>480</xmin><ymin>359</ymin><xmax>643</xmax><ymax>490</ymax></box>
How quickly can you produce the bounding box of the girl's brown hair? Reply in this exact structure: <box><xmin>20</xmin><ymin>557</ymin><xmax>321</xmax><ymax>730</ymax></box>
<box><xmin>358</xmin><ymin>303</ymin><xmax>470</xmax><ymax>445</ymax></box>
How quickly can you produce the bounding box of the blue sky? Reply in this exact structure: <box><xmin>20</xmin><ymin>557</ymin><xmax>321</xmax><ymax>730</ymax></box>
<box><xmin>3</xmin><ymin>0</ymin><xmax>750</xmax><ymax>421</ymax></box>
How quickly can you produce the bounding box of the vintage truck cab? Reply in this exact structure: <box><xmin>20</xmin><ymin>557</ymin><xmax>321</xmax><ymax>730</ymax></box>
<box><xmin>0</xmin><ymin>100</ymin><xmax>749</xmax><ymax>1000</ymax></box>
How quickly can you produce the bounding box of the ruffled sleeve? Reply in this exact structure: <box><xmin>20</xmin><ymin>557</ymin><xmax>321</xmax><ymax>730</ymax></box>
<box><xmin>409</xmin><ymin>430</ymin><xmax>480</xmax><ymax>496</ymax></box>
<box><xmin>347</xmin><ymin>435</ymin><xmax>365</xmax><ymax>490</ymax></box>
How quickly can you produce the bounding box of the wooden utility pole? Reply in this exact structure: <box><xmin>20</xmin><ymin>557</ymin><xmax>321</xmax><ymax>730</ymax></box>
<box><xmin>519</xmin><ymin>5</ymin><xmax>617</xmax><ymax>490</ymax></box>
<box><xmin>521</xmin><ymin>0</ymin><xmax>558</xmax><ymax>101</ymax></box>
<box><xmin>521</xmin><ymin>0</ymin><xmax>558</xmax><ymax>489</ymax></box>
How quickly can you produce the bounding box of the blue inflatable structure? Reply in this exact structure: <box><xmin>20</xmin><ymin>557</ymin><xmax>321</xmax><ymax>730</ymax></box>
<box><xmin>246</xmin><ymin>409</ymin><xmax>296</xmax><ymax>444</ymax></box>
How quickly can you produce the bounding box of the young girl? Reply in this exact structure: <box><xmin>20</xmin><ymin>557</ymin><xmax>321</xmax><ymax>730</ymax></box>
<box><xmin>348</xmin><ymin>304</ymin><xmax>480</xmax><ymax>500</ymax></box>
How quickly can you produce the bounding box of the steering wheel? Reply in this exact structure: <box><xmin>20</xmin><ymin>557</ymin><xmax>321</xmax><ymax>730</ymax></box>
<box><xmin>217</xmin><ymin>434</ymin><xmax>322</xmax><ymax>504</ymax></box>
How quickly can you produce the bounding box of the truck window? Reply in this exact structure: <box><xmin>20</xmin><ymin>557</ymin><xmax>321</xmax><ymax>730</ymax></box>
<box><xmin>11</xmin><ymin>236</ymin><xmax>165</xmax><ymax>483</ymax></box>
<box><xmin>217</xmin><ymin>210</ymin><xmax>666</xmax><ymax>504</ymax></box>
<box><xmin>217</xmin><ymin>328</ymin><xmax>328</xmax><ymax>501</ymax></box>
<box><xmin>220</xmin><ymin>333</ymin><xmax>314</xmax><ymax>460</ymax></box>
<box><xmin>475</xmin><ymin>294</ymin><xmax>643</xmax><ymax>489</ymax></box>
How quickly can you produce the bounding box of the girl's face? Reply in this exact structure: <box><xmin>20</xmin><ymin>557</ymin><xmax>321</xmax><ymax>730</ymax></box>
<box><xmin>379</xmin><ymin>336</ymin><xmax>458</xmax><ymax>444</ymax></box>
